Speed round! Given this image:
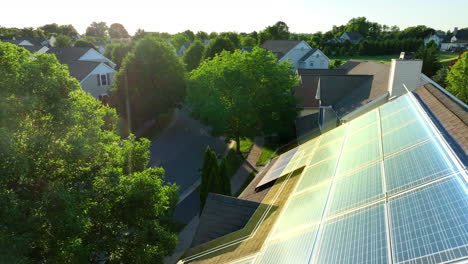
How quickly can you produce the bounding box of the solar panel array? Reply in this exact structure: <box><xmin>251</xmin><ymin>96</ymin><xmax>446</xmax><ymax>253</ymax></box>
<box><xmin>251</xmin><ymin>94</ymin><xmax>468</xmax><ymax>264</ymax></box>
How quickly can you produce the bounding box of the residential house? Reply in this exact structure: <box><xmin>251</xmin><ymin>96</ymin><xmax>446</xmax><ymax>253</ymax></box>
<box><xmin>424</xmin><ymin>30</ymin><xmax>445</xmax><ymax>46</ymax></box>
<box><xmin>177</xmin><ymin>42</ymin><xmax>191</xmax><ymax>56</ymax></box>
<box><xmin>47</xmin><ymin>47</ymin><xmax>117</xmax><ymax>100</ymax></box>
<box><xmin>441</xmin><ymin>27</ymin><xmax>468</xmax><ymax>51</ymax></box>
<box><xmin>260</xmin><ymin>40</ymin><xmax>330</xmax><ymax>70</ymax></box>
<box><xmin>328</xmin><ymin>32</ymin><xmax>364</xmax><ymax>45</ymax></box>
<box><xmin>339</xmin><ymin>32</ymin><xmax>364</xmax><ymax>44</ymax></box>
<box><xmin>2</xmin><ymin>36</ymin><xmax>52</xmax><ymax>54</ymax></box>
<box><xmin>180</xmin><ymin>52</ymin><xmax>468</xmax><ymax>264</ymax></box>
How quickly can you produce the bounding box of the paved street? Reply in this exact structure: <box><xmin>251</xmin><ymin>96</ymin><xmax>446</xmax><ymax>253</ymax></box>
<box><xmin>148</xmin><ymin>108</ymin><xmax>228</xmax><ymax>223</ymax></box>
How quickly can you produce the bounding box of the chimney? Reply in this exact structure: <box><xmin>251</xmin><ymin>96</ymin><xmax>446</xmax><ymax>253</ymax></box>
<box><xmin>387</xmin><ymin>52</ymin><xmax>423</xmax><ymax>98</ymax></box>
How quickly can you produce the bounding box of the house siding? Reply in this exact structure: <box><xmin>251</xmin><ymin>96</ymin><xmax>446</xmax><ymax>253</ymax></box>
<box><xmin>80</xmin><ymin>63</ymin><xmax>115</xmax><ymax>98</ymax></box>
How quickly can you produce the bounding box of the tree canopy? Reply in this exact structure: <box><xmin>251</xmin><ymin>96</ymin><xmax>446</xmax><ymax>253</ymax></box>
<box><xmin>108</xmin><ymin>23</ymin><xmax>130</xmax><ymax>38</ymax></box>
<box><xmin>416</xmin><ymin>40</ymin><xmax>441</xmax><ymax>77</ymax></box>
<box><xmin>54</xmin><ymin>34</ymin><xmax>72</xmax><ymax>47</ymax></box>
<box><xmin>183</xmin><ymin>40</ymin><xmax>206</xmax><ymax>71</ymax></box>
<box><xmin>39</xmin><ymin>23</ymin><xmax>78</xmax><ymax>37</ymax></box>
<box><xmin>258</xmin><ymin>21</ymin><xmax>290</xmax><ymax>45</ymax></box>
<box><xmin>0</xmin><ymin>42</ymin><xmax>179</xmax><ymax>263</ymax></box>
<box><xmin>446</xmin><ymin>52</ymin><xmax>468</xmax><ymax>104</ymax></box>
<box><xmin>187</xmin><ymin>47</ymin><xmax>298</xmax><ymax>152</ymax></box>
<box><xmin>204</xmin><ymin>36</ymin><xmax>235</xmax><ymax>59</ymax></box>
<box><xmin>170</xmin><ymin>33</ymin><xmax>190</xmax><ymax>50</ymax></box>
<box><xmin>86</xmin><ymin>21</ymin><xmax>109</xmax><ymax>38</ymax></box>
<box><xmin>104</xmin><ymin>42</ymin><xmax>131</xmax><ymax>70</ymax></box>
<box><xmin>110</xmin><ymin>36</ymin><xmax>186</xmax><ymax>131</ymax></box>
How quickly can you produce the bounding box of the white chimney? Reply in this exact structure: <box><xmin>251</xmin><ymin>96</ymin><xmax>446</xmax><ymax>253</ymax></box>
<box><xmin>387</xmin><ymin>53</ymin><xmax>423</xmax><ymax>98</ymax></box>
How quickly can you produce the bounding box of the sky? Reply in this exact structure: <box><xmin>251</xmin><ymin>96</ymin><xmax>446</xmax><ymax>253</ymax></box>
<box><xmin>1</xmin><ymin>0</ymin><xmax>466</xmax><ymax>35</ymax></box>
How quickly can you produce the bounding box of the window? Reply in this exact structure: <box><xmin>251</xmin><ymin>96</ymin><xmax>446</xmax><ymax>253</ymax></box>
<box><xmin>310</xmin><ymin>62</ymin><xmax>314</xmax><ymax>67</ymax></box>
<box><xmin>97</xmin><ymin>74</ymin><xmax>111</xmax><ymax>87</ymax></box>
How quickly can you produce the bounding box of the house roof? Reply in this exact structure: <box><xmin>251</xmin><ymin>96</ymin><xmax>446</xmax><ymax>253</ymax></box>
<box><xmin>22</xmin><ymin>46</ymin><xmax>46</xmax><ymax>53</ymax></box>
<box><xmin>190</xmin><ymin>193</ymin><xmax>260</xmax><ymax>248</ymax></box>
<box><xmin>455</xmin><ymin>29</ymin><xmax>468</xmax><ymax>41</ymax></box>
<box><xmin>343</xmin><ymin>32</ymin><xmax>363</xmax><ymax>41</ymax></box>
<box><xmin>317</xmin><ymin>75</ymin><xmax>373</xmax><ymax>106</ymax></box>
<box><xmin>295</xmin><ymin>69</ymin><xmax>348</xmax><ymax>108</ymax></box>
<box><xmin>295</xmin><ymin>112</ymin><xmax>320</xmax><ymax>141</ymax></box>
<box><xmin>65</xmin><ymin>61</ymin><xmax>101</xmax><ymax>81</ymax></box>
<box><xmin>237</xmin><ymin>157</ymin><xmax>277</xmax><ymax>203</ymax></box>
<box><xmin>413</xmin><ymin>83</ymin><xmax>468</xmax><ymax>161</ymax></box>
<box><xmin>15</xmin><ymin>37</ymin><xmax>48</xmax><ymax>46</ymax></box>
<box><xmin>298</xmin><ymin>48</ymin><xmax>317</xmax><ymax>62</ymax></box>
<box><xmin>260</xmin><ymin>40</ymin><xmax>301</xmax><ymax>59</ymax></box>
<box><xmin>47</xmin><ymin>47</ymin><xmax>91</xmax><ymax>63</ymax></box>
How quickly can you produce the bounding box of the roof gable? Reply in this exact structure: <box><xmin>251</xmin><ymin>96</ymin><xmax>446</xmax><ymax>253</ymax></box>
<box><xmin>48</xmin><ymin>47</ymin><xmax>91</xmax><ymax>63</ymax></box>
<box><xmin>260</xmin><ymin>40</ymin><xmax>302</xmax><ymax>59</ymax></box>
<box><xmin>342</xmin><ymin>32</ymin><xmax>363</xmax><ymax>41</ymax></box>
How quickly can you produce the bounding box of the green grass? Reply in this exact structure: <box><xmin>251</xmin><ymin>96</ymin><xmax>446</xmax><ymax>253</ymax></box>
<box><xmin>256</xmin><ymin>142</ymin><xmax>280</xmax><ymax>166</ymax></box>
<box><xmin>329</xmin><ymin>54</ymin><xmax>399</xmax><ymax>64</ymax></box>
<box><xmin>330</xmin><ymin>52</ymin><xmax>459</xmax><ymax>66</ymax></box>
<box><xmin>234</xmin><ymin>137</ymin><xmax>254</xmax><ymax>158</ymax></box>
<box><xmin>234</xmin><ymin>171</ymin><xmax>257</xmax><ymax>197</ymax></box>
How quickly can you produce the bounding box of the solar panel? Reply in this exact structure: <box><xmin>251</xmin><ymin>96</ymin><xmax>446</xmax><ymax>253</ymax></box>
<box><xmin>337</xmin><ymin>138</ymin><xmax>381</xmax><ymax>175</ymax></box>
<box><xmin>327</xmin><ymin>162</ymin><xmax>384</xmax><ymax>216</ymax></box>
<box><xmin>295</xmin><ymin>157</ymin><xmax>338</xmax><ymax>194</ymax></box>
<box><xmin>272</xmin><ymin>184</ymin><xmax>330</xmax><ymax>236</ymax></box>
<box><xmin>384</xmin><ymin>139</ymin><xmax>456</xmax><ymax>194</ymax></box>
<box><xmin>382</xmin><ymin>119</ymin><xmax>433</xmax><ymax>155</ymax></box>
<box><xmin>256</xmin><ymin>148</ymin><xmax>299</xmax><ymax>188</ymax></box>
<box><xmin>389</xmin><ymin>177</ymin><xmax>468</xmax><ymax>264</ymax></box>
<box><xmin>255</xmin><ymin>227</ymin><xmax>318</xmax><ymax>264</ymax></box>
<box><xmin>242</xmin><ymin>93</ymin><xmax>468</xmax><ymax>264</ymax></box>
<box><xmin>313</xmin><ymin>204</ymin><xmax>389</xmax><ymax>264</ymax></box>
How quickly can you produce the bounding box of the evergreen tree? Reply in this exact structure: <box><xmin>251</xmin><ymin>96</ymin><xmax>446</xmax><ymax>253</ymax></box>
<box><xmin>219</xmin><ymin>157</ymin><xmax>231</xmax><ymax>196</ymax></box>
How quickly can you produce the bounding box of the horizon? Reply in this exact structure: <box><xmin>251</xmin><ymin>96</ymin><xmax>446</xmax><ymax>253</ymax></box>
<box><xmin>2</xmin><ymin>0</ymin><xmax>467</xmax><ymax>35</ymax></box>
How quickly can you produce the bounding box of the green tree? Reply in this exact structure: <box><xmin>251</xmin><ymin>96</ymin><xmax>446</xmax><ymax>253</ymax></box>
<box><xmin>183</xmin><ymin>30</ymin><xmax>195</xmax><ymax>42</ymax></box>
<box><xmin>108</xmin><ymin>23</ymin><xmax>130</xmax><ymax>38</ymax></box>
<box><xmin>446</xmin><ymin>52</ymin><xmax>468</xmax><ymax>103</ymax></box>
<box><xmin>432</xmin><ymin>66</ymin><xmax>449</xmax><ymax>87</ymax></box>
<box><xmin>110</xmin><ymin>36</ymin><xmax>186</xmax><ymax>131</ymax></box>
<box><xmin>200</xmin><ymin>146</ymin><xmax>218</xmax><ymax>214</ymax></box>
<box><xmin>416</xmin><ymin>40</ymin><xmax>441</xmax><ymax>77</ymax></box>
<box><xmin>0</xmin><ymin>42</ymin><xmax>179</xmax><ymax>263</ymax></box>
<box><xmin>105</xmin><ymin>42</ymin><xmax>131</xmax><ymax>70</ymax></box>
<box><xmin>86</xmin><ymin>21</ymin><xmax>109</xmax><ymax>38</ymax></box>
<box><xmin>74</xmin><ymin>39</ymin><xmax>97</xmax><ymax>48</ymax></box>
<box><xmin>204</xmin><ymin>36</ymin><xmax>235</xmax><ymax>59</ymax></box>
<box><xmin>258</xmin><ymin>21</ymin><xmax>290</xmax><ymax>45</ymax></box>
<box><xmin>187</xmin><ymin>47</ymin><xmax>298</xmax><ymax>153</ymax></box>
<box><xmin>183</xmin><ymin>40</ymin><xmax>206</xmax><ymax>71</ymax></box>
<box><xmin>219</xmin><ymin>32</ymin><xmax>241</xmax><ymax>48</ymax></box>
<box><xmin>195</xmin><ymin>31</ymin><xmax>209</xmax><ymax>41</ymax></box>
<box><xmin>240</xmin><ymin>35</ymin><xmax>257</xmax><ymax>47</ymax></box>
<box><xmin>40</xmin><ymin>24</ymin><xmax>78</xmax><ymax>37</ymax></box>
<box><xmin>218</xmin><ymin>157</ymin><xmax>231</xmax><ymax>196</ymax></box>
<box><xmin>54</xmin><ymin>34</ymin><xmax>72</xmax><ymax>47</ymax></box>
<box><xmin>170</xmin><ymin>33</ymin><xmax>190</xmax><ymax>50</ymax></box>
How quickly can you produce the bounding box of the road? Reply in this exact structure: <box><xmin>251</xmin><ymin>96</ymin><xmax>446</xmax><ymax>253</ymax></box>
<box><xmin>148</xmin><ymin>108</ymin><xmax>228</xmax><ymax>223</ymax></box>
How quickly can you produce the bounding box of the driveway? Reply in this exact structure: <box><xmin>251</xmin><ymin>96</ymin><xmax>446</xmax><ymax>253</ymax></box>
<box><xmin>148</xmin><ymin>108</ymin><xmax>228</xmax><ymax>223</ymax></box>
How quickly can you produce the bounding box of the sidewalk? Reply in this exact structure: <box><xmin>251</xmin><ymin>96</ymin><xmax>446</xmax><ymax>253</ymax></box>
<box><xmin>230</xmin><ymin>136</ymin><xmax>265</xmax><ymax>195</ymax></box>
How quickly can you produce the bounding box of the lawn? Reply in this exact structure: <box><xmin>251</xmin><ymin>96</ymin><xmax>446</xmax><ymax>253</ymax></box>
<box><xmin>234</xmin><ymin>137</ymin><xmax>254</xmax><ymax>158</ymax></box>
<box><xmin>256</xmin><ymin>142</ymin><xmax>280</xmax><ymax>166</ymax></box>
<box><xmin>329</xmin><ymin>52</ymin><xmax>458</xmax><ymax>65</ymax></box>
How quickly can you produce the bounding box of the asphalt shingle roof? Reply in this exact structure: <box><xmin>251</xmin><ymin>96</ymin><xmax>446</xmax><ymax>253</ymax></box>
<box><xmin>65</xmin><ymin>61</ymin><xmax>100</xmax><ymax>81</ymax></box>
<box><xmin>190</xmin><ymin>193</ymin><xmax>260</xmax><ymax>248</ymax></box>
<box><xmin>344</xmin><ymin>32</ymin><xmax>364</xmax><ymax>41</ymax></box>
<box><xmin>47</xmin><ymin>47</ymin><xmax>91</xmax><ymax>64</ymax></box>
<box><xmin>260</xmin><ymin>40</ymin><xmax>301</xmax><ymax>59</ymax></box>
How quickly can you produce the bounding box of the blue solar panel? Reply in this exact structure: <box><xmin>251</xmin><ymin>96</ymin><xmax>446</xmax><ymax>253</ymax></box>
<box><xmin>314</xmin><ymin>204</ymin><xmax>389</xmax><ymax>264</ymax></box>
<box><xmin>389</xmin><ymin>177</ymin><xmax>468</xmax><ymax>264</ymax></box>
<box><xmin>384</xmin><ymin>139</ymin><xmax>457</xmax><ymax>194</ymax></box>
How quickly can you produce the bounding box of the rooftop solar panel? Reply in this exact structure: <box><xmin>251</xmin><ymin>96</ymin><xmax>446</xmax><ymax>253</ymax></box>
<box><xmin>206</xmin><ymin>93</ymin><xmax>468</xmax><ymax>264</ymax></box>
<box><xmin>313</xmin><ymin>204</ymin><xmax>389</xmax><ymax>264</ymax></box>
<box><xmin>255</xmin><ymin>227</ymin><xmax>318</xmax><ymax>264</ymax></box>
<box><xmin>255</xmin><ymin>148</ymin><xmax>299</xmax><ymax>188</ymax></box>
<box><xmin>384</xmin><ymin>139</ymin><xmax>456</xmax><ymax>194</ymax></box>
<box><xmin>389</xmin><ymin>177</ymin><xmax>468</xmax><ymax>264</ymax></box>
<box><xmin>327</xmin><ymin>162</ymin><xmax>384</xmax><ymax>216</ymax></box>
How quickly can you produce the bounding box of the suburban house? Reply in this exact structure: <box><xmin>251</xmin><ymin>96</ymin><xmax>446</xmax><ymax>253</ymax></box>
<box><xmin>441</xmin><ymin>27</ymin><xmax>468</xmax><ymax>51</ymax></box>
<box><xmin>260</xmin><ymin>40</ymin><xmax>330</xmax><ymax>70</ymax></box>
<box><xmin>424</xmin><ymin>30</ymin><xmax>445</xmax><ymax>46</ymax></box>
<box><xmin>176</xmin><ymin>42</ymin><xmax>191</xmax><ymax>56</ymax></box>
<box><xmin>2</xmin><ymin>36</ymin><xmax>53</xmax><ymax>54</ymax></box>
<box><xmin>328</xmin><ymin>32</ymin><xmax>364</xmax><ymax>44</ymax></box>
<box><xmin>180</xmin><ymin>49</ymin><xmax>468</xmax><ymax>264</ymax></box>
<box><xmin>339</xmin><ymin>31</ymin><xmax>364</xmax><ymax>44</ymax></box>
<box><xmin>47</xmin><ymin>47</ymin><xmax>117</xmax><ymax>100</ymax></box>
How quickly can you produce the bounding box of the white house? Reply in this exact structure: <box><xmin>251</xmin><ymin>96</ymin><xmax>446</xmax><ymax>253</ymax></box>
<box><xmin>48</xmin><ymin>47</ymin><xmax>117</xmax><ymax>100</ymax></box>
<box><xmin>261</xmin><ymin>40</ymin><xmax>330</xmax><ymax>70</ymax></box>
<box><xmin>441</xmin><ymin>27</ymin><xmax>468</xmax><ymax>51</ymax></box>
<box><xmin>339</xmin><ymin>32</ymin><xmax>364</xmax><ymax>44</ymax></box>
